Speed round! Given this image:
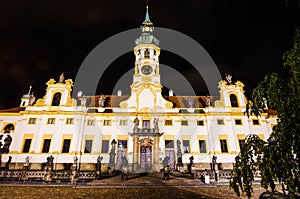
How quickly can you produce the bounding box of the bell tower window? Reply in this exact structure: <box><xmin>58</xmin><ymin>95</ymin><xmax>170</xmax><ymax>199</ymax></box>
<box><xmin>52</xmin><ymin>92</ymin><xmax>62</xmax><ymax>106</ymax></box>
<box><xmin>144</xmin><ymin>49</ymin><xmax>150</xmax><ymax>58</ymax></box>
<box><xmin>230</xmin><ymin>94</ymin><xmax>239</xmax><ymax>107</ymax></box>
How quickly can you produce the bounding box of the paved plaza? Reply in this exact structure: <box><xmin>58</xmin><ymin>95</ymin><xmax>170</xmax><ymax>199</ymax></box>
<box><xmin>0</xmin><ymin>172</ymin><xmax>265</xmax><ymax>198</ymax></box>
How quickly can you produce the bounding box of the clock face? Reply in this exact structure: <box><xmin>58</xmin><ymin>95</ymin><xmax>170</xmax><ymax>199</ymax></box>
<box><xmin>141</xmin><ymin>65</ymin><xmax>153</xmax><ymax>75</ymax></box>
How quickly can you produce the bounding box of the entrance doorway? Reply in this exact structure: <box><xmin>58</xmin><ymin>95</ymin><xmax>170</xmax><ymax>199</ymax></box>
<box><xmin>165</xmin><ymin>149</ymin><xmax>175</xmax><ymax>169</ymax></box>
<box><xmin>140</xmin><ymin>146</ymin><xmax>152</xmax><ymax>171</ymax></box>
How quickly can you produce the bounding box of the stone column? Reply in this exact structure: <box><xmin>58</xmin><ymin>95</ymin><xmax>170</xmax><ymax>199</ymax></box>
<box><xmin>153</xmin><ymin>136</ymin><xmax>160</xmax><ymax>171</ymax></box>
<box><xmin>133</xmin><ymin>135</ymin><xmax>139</xmax><ymax>171</ymax></box>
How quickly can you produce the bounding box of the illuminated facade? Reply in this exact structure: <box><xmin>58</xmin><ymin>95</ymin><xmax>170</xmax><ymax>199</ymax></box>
<box><xmin>0</xmin><ymin>7</ymin><xmax>277</xmax><ymax>172</ymax></box>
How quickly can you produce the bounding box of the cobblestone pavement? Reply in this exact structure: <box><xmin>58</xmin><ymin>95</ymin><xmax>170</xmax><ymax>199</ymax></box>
<box><xmin>0</xmin><ymin>172</ymin><xmax>266</xmax><ymax>198</ymax></box>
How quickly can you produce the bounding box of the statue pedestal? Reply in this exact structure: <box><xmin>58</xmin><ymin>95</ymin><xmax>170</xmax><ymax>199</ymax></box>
<box><xmin>153</xmin><ymin>163</ymin><xmax>162</xmax><ymax>172</ymax></box>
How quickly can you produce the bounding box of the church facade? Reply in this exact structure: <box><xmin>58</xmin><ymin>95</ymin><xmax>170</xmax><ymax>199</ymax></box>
<box><xmin>0</xmin><ymin>7</ymin><xmax>277</xmax><ymax>172</ymax></box>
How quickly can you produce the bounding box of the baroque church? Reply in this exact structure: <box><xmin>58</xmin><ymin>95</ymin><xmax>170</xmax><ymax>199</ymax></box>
<box><xmin>0</xmin><ymin>6</ymin><xmax>277</xmax><ymax>173</ymax></box>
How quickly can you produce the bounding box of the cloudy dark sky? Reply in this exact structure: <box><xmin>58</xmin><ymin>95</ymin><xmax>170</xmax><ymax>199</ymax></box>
<box><xmin>0</xmin><ymin>0</ymin><xmax>299</xmax><ymax>108</ymax></box>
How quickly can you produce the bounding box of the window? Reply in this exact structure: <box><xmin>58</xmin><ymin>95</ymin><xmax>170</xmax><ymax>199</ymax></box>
<box><xmin>144</xmin><ymin>48</ymin><xmax>150</xmax><ymax>58</ymax></box>
<box><xmin>42</xmin><ymin>139</ymin><xmax>51</xmax><ymax>153</ymax></box>
<box><xmin>217</xmin><ymin>119</ymin><xmax>224</xmax><ymax>125</ymax></box>
<box><xmin>28</xmin><ymin>118</ymin><xmax>37</xmax><ymax>124</ymax></box>
<box><xmin>165</xmin><ymin>120</ymin><xmax>173</xmax><ymax>126</ymax></box>
<box><xmin>220</xmin><ymin>139</ymin><xmax>228</xmax><ymax>153</ymax></box>
<box><xmin>47</xmin><ymin>118</ymin><xmax>55</xmax><ymax>124</ymax></box>
<box><xmin>62</xmin><ymin>139</ymin><xmax>71</xmax><ymax>153</ymax></box>
<box><xmin>199</xmin><ymin>140</ymin><xmax>206</xmax><ymax>153</ymax></box>
<box><xmin>230</xmin><ymin>94</ymin><xmax>239</xmax><ymax>107</ymax></box>
<box><xmin>181</xmin><ymin>120</ymin><xmax>188</xmax><ymax>126</ymax></box>
<box><xmin>66</xmin><ymin>118</ymin><xmax>74</xmax><ymax>124</ymax></box>
<box><xmin>101</xmin><ymin>140</ymin><xmax>109</xmax><ymax>153</ymax></box>
<box><xmin>118</xmin><ymin>140</ymin><xmax>127</xmax><ymax>149</ymax></box>
<box><xmin>103</xmin><ymin>120</ymin><xmax>111</xmax><ymax>126</ymax></box>
<box><xmin>142</xmin><ymin>120</ymin><xmax>150</xmax><ymax>128</ymax></box>
<box><xmin>22</xmin><ymin>139</ymin><xmax>32</xmax><ymax>153</ymax></box>
<box><xmin>183</xmin><ymin>140</ymin><xmax>190</xmax><ymax>153</ymax></box>
<box><xmin>52</xmin><ymin>92</ymin><xmax>61</xmax><ymax>106</ymax></box>
<box><xmin>252</xmin><ymin>119</ymin><xmax>259</xmax><ymax>125</ymax></box>
<box><xmin>87</xmin><ymin>119</ymin><xmax>95</xmax><ymax>126</ymax></box>
<box><xmin>238</xmin><ymin>139</ymin><xmax>245</xmax><ymax>151</ymax></box>
<box><xmin>197</xmin><ymin>120</ymin><xmax>204</xmax><ymax>126</ymax></box>
<box><xmin>84</xmin><ymin>140</ymin><xmax>93</xmax><ymax>153</ymax></box>
<box><xmin>165</xmin><ymin>140</ymin><xmax>174</xmax><ymax>148</ymax></box>
<box><xmin>119</xmin><ymin>120</ymin><xmax>127</xmax><ymax>126</ymax></box>
<box><xmin>235</xmin><ymin>119</ymin><xmax>242</xmax><ymax>125</ymax></box>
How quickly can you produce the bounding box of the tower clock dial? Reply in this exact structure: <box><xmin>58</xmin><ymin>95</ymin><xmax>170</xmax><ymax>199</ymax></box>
<box><xmin>141</xmin><ymin>65</ymin><xmax>153</xmax><ymax>75</ymax></box>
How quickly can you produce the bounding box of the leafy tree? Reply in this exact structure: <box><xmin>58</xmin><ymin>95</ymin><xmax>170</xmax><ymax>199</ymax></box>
<box><xmin>230</xmin><ymin>18</ymin><xmax>300</xmax><ymax>199</ymax></box>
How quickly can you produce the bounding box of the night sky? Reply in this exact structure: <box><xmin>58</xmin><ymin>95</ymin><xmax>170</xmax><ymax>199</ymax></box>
<box><xmin>0</xmin><ymin>0</ymin><xmax>299</xmax><ymax>109</ymax></box>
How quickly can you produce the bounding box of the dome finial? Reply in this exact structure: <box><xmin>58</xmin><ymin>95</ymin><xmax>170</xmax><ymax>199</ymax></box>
<box><xmin>141</xmin><ymin>0</ymin><xmax>154</xmax><ymax>33</ymax></box>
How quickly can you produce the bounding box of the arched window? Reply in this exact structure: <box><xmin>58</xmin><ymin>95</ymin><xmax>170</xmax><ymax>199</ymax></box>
<box><xmin>52</xmin><ymin>92</ymin><xmax>62</xmax><ymax>106</ymax></box>
<box><xmin>22</xmin><ymin>101</ymin><xmax>26</xmax><ymax>106</ymax></box>
<box><xmin>230</xmin><ymin>94</ymin><xmax>239</xmax><ymax>107</ymax></box>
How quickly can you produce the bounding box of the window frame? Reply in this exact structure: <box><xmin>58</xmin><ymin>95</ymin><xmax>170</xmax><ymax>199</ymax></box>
<box><xmin>42</xmin><ymin>139</ymin><xmax>51</xmax><ymax>153</ymax></box>
<box><xmin>199</xmin><ymin>140</ymin><xmax>207</xmax><ymax>153</ymax></box>
<box><xmin>220</xmin><ymin>139</ymin><xmax>228</xmax><ymax>153</ymax></box>
<box><xmin>217</xmin><ymin>119</ymin><xmax>224</xmax><ymax>125</ymax></box>
<box><xmin>103</xmin><ymin>120</ymin><xmax>112</xmax><ymax>126</ymax></box>
<box><xmin>101</xmin><ymin>140</ymin><xmax>110</xmax><ymax>153</ymax></box>
<box><xmin>22</xmin><ymin>139</ymin><xmax>32</xmax><ymax>153</ymax></box>
<box><xmin>181</xmin><ymin>120</ymin><xmax>188</xmax><ymax>126</ymax></box>
<box><xmin>66</xmin><ymin>118</ymin><xmax>74</xmax><ymax>125</ymax></box>
<box><xmin>28</xmin><ymin>118</ymin><xmax>37</xmax><ymax>124</ymax></box>
<box><xmin>61</xmin><ymin>139</ymin><xmax>71</xmax><ymax>153</ymax></box>
<box><xmin>47</xmin><ymin>118</ymin><xmax>56</xmax><ymax>125</ymax></box>
<box><xmin>165</xmin><ymin>120</ymin><xmax>173</xmax><ymax>126</ymax></box>
<box><xmin>84</xmin><ymin>140</ymin><xmax>93</xmax><ymax>153</ymax></box>
<box><xmin>235</xmin><ymin>119</ymin><xmax>242</xmax><ymax>125</ymax></box>
<box><xmin>87</xmin><ymin>119</ymin><xmax>96</xmax><ymax>126</ymax></box>
<box><xmin>182</xmin><ymin>140</ymin><xmax>190</xmax><ymax>153</ymax></box>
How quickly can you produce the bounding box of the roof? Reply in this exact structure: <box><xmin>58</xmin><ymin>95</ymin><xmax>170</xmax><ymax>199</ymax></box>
<box><xmin>84</xmin><ymin>95</ymin><xmax>219</xmax><ymax>108</ymax></box>
<box><xmin>0</xmin><ymin>107</ymin><xmax>26</xmax><ymax>113</ymax></box>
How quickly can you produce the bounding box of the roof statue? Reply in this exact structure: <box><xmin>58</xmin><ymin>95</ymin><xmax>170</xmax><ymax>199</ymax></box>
<box><xmin>29</xmin><ymin>92</ymin><xmax>36</xmax><ymax>106</ymax></box>
<box><xmin>59</xmin><ymin>72</ymin><xmax>65</xmax><ymax>83</ymax></box>
<box><xmin>225</xmin><ymin>74</ymin><xmax>232</xmax><ymax>84</ymax></box>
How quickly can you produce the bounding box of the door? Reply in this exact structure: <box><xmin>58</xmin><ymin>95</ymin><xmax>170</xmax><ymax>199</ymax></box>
<box><xmin>165</xmin><ymin>149</ymin><xmax>175</xmax><ymax>169</ymax></box>
<box><xmin>140</xmin><ymin>146</ymin><xmax>152</xmax><ymax>171</ymax></box>
<box><xmin>117</xmin><ymin>150</ymin><xmax>127</xmax><ymax>170</ymax></box>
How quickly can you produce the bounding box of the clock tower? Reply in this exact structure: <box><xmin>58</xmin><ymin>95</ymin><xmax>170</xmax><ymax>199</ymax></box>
<box><xmin>120</xmin><ymin>5</ymin><xmax>172</xmax><ymax>111</ymax></box>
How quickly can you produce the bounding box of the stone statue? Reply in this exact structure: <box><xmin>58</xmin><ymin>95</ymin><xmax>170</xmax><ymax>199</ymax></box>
<box><xmin>46</xmin><ymin>155</ymin><xmax>54</xmax><ymax>170</ymax></box>
<box><xmin>162</xmin><ymin>156</ymin><xmax>170</xmax><ymax>167</ymax></box>
<box><xmin>29</xmin><ymin>92</ymin><xmax>36</xmax><ymax>106</ymax></box>
<box><xmin>98</xmin><ymin>95</ymin><xmax>105</xmax><ymax>107</ymax></box>
<box><xmin>5</xmin><ymin>156</ymin><xmax>12</xmax><ymax>169</ymax></box>
<box><xmin>24</xmin><ymin>156</ymin><xmax>30</xmax><ymax>167</ymax></box>
<box><xmin>117</xmin><ymin>90</ymin><xmax>122</xmax><ymax>96</ymax></box>
<box><xmin>96</xmin><ymin>156</ymin><xmax>103</xmax><ymax>180</ymax></box>
<box><xmin>212</xmin><ymin>155</ymin><xmax>219</xmax><ymax>181</ymax></box>
<box><xmin>77</xmin><ymin>90</ymin><xmax>83</xmax><ymax>98</ymax></box>
<box><xmin>188</xmin><ymin>96</ymin><xmax>194</xmax><ymax>108</ymax></box>
<box><xmin>225</xmin><ymin>74</ymin><xmax>232</xmax><ymax>84</ymax></box>
<box><xmin>205</xmin><ymin>95</ymin><xmax>211</xmax><ymax>106</ymax></box>
<box><xmin>108</xmin><ymin>139</ymin><xmax>117</xmax><ymax>169</ymax></box>
<box><xmin>59</xmin><ymin>72</ymin><xmax>65</xmax><ymax>83</ymax></box>
<box><xmin>73</xmin><ymin>156</ymin><xmax>78</xmax><ymax>168</ymax></box>
<box><xmin>189</xmin><ymin>156</ymin><xmax>194</xmax><ymax>165</ymax></box>
<box><xmin>153</xmin><ymin>118</ymin><xmax>159</xmax><ymax>132</ymax></box>
<box><xmin>80</xmin><ymin>96</ymin><xmax>86</xmax><ymax>106</ymax></box>
<box><xmin>133</xmin><ymin>117</ymin><xmax>139</xmax><ymax>132</ymax></box>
